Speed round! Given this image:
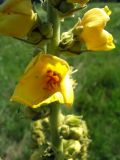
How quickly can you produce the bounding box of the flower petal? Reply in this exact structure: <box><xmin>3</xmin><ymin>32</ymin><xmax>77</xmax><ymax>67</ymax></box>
<box><xmin>81</xmin><ymin>7</ymin><xmax>110</xmax><ymax>29</ymax></box>
<box><xmin>81</xmin><ymin>29</ymin><xmax>115</xmax><ymax>51</ymax></box>
<box><xmin>11</xmin><ymin>54</ymin><xmax>74</xmax><ymax>108</ymax></box>
<box><xmin>0</xmin><ymin>0</ymin><xmax>37</xmax><ymax>37</ymax></box>
<box><xmin>60</xmin><ymin>74</ymin><xmax>74</xmax><ymax>107</ymax></box>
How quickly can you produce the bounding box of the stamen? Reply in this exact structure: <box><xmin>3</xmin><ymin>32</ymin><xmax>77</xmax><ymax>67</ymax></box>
<box><xmin>44</xmin><ymin>70</ymin><xmax>61</xmax><ymax>92</ymax></box>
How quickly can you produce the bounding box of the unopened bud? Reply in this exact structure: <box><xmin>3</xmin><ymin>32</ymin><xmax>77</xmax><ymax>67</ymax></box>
<box><xmin>65</xmin><ymin>115</ymin><xmax>82</xmax><ymax>127</ymax></box>
<box><xmin>32</xmin><ymin>120</ymin><xmax>42</xmax><ymax>129</ymax></box>
<box><xmin>60</xmin><ymin>30</ymin><xmax>74</xmax><ymax>49</ymax></box>
<box><xmin>31</xmin><ymin>120</ymin><xmax>45</xmax><ymax>145</ymax></box>
<box><xmin>69</xmin><ymin>126</ymin><xmax>84</xmax><ymax>140</ymax></box>
<box><xmin>36</xmin><ymin>136</ymin><xmax>45</xmax><ymax>145</ymax></box>
<box><xmin>64</xmin><ymin>140</ymin><xmax>81</xmax><ymax>156</ymax></box>
<box><xmin>30</xmin><ymin>149</ymin><xmax>43</xmax><ymax>160</ymax></box>
<box><xmin>59</xmin><ymin>124</ymin><xmax>70</xmax><ymax>139</ymax></box>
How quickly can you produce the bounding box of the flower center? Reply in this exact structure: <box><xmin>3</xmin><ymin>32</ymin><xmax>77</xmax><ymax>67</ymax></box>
<box><xmin>44</xmin><ymin>70</ymin><xmax>61</xmax><ymax>92</ymax></box>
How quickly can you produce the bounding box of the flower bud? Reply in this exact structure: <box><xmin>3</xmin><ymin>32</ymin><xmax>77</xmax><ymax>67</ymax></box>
<box><xmin>32</xmin><ymin>120</ymin><xmax>42</xmax><ymax>129</ymax></box>
<box><xmin>63</xmin><ymin>140</ymin><xmax>81</xmax><ymax>156</ymax></box>
<box><xmin>59</xmin><ymin>115</ymin><xmax>88</xmax><ymax>141</ymax></box>
<box><xmin>60</xmin><ymin>30</ymin><xmax>74</xmax><ymax>49</ymax></box>
<box><xmin>30</xmin><ymin>149</ymin><xmax>44</xmax><ymax>160</ymax></box>
<box><xmin>69</xmin><ymin>126</ymin><xmax>84</xmax><ymax>140</ymax></box>
<box><xmin>65</xmin><ymin>115</ymin><xmax>82</xmax><ymax>127</ymax></box>
<box><xmin>59</xmin><ymin>124</ymin><xmax>70</xmax><ymax>139</ymax></box>
<box><xmin>31</xmin><ymin>120</ymin><xmax>46</xmax><ymax>146</ymax></box>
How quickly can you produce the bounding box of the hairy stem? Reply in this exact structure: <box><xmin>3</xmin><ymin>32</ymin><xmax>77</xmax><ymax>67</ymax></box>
<box><xmin>49</xmin><ymin>103</ymin><xmax>64</xmax><ymax>160</ymax></box>
<box><xmin>47</xmin><ymin>2</ymin><xmax>60</xmax><ymax>54</ymax></box>
<box><xmin>47</xmin><ymin>1</ymin><xmax>64</xmax><ymax>160</ymax></box>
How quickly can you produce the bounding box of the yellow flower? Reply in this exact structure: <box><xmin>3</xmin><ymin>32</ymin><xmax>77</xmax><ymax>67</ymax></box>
<box><xmin>0</xmin><ymin>0</ymin><xmax>37</xmax><ymax>38</ymax></box>
<box><xmin>11</xmin><ymin>54</ymin><xmax>74</xmax><ymax>108</ymax></box>
<box><xmin>78</xmin><ymin>6</ymin><xmax>115</xmax><ymax>51</ymax></box>
<box><xmin>80</xmin><ymin>6</ymin><xmax>111</xmax><ymax>30</ymax></box>
<box><xmin>81</xmin><ymin>29</ymin><xmax>115</xmax><ymax>51</ymax></box>
<box><xmin>67</xmin><ymin>0</ymin><xmax>89</xmax><ymax>6</ymax></box>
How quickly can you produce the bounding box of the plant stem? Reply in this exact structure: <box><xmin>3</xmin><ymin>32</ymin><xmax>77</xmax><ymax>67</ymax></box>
<box><xmin>47</xmin><ymin>1</ymin><xmax>60</xmax><ymax>54</ymax></box>
<box><xmin>47</xmin><ymin>2</ymin><xmax>64</xmax><ymax>159</ymax></box>
<box><xmin>49</xmin><ymin>103</ymin><xmax>64</xmax><ymax>160</ymax></box>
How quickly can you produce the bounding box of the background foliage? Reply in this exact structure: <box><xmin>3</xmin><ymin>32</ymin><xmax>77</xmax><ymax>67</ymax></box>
<box><xmin>0</xmin><ymin>2</ymin><xmax>120</xmax><ymax>160</ymax></box>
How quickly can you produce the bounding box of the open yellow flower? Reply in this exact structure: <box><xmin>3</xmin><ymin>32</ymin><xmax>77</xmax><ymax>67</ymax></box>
<box><xmin>77</xmin><ymin>6</ymin><xmax>115</xmax><ymax>51</ymax></box>
<box><xmin>11</xmin><ymin>54</ymin><xmax>74</xmax><ymax>108</ymax></box>
<box><xmin>0</xmin><ymin>0</ymin><xmax>37</xmax><ymax>38</ymax></box>
<box><xmin>81</xmin><ymin>29</ymin><xmax>115</xmax><ymax>51</ymax></box>
<box><xmin>80</xmin><ymin>6</ymin><xmax>111</xmax><ymax>30</ymax></box>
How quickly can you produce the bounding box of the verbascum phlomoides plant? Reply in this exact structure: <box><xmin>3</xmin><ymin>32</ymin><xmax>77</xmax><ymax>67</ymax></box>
<box><xmin>0</xmin><ymin>0</ymin><xmax>115</xmax><ymax>159</ymax></box>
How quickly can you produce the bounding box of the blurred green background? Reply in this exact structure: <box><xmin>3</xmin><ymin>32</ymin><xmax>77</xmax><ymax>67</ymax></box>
<box><xmin>0</xmin><ymin>2</ymin><xmax>120</xmax><ymax>160</ymax></box>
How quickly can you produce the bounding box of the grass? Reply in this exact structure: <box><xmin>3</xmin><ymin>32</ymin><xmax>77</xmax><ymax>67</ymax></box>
<box><xmin>0</xmin><ymin>2</ymin><xmax>120</xmax><ymax>160</ymax></box>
